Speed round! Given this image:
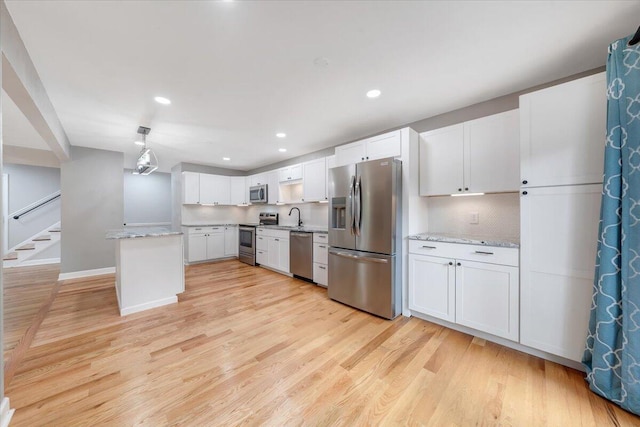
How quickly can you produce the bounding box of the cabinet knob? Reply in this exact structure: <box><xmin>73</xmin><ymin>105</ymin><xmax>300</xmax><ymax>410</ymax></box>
<box><xmin>522</xmin><ymin>180</ymin><xmax>528</xmax><ymax>185</ymax></box>
<box><xmin>366</xmin><ymin>156</ymin><xmax>369</xmax><ymax>160</ymax></box>
<box><xmin>448</xmin><ymin>261</ymin><xmax>453</xmax><ymax>266</ymax></box>
<box><xmin>302</xmin><ymin>198</ymin><xmax>304</xmax><ymax>201</ymax></box>
<box><xmin>458</xmin><ymin>188</ymin><xmax>462</xmax><ymax>192</ymax></box>
<box><xmin>456</xmin><ymin>262</ymin><xmax>461</xmax><ymax>266</ymax></box>
<box><xmin>361</xmin><ymin>157</ymin><xmax>365</xmax><ymax>160</ymax></box>
<box><xmin>522</xmin><ymin>191</ymin><xmax>528</xmax><ymax>195</ymax></box>
<box><xmin>464</xmin><ymin>187</ymin><xmax>469</xmax><ymax>191</ymax></box>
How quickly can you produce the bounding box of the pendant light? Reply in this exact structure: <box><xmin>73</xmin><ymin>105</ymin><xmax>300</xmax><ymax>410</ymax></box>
<box><xmin>132</xmin><ymin>126</ymin><xmax>158</xmax><ymax>175</ymax></box>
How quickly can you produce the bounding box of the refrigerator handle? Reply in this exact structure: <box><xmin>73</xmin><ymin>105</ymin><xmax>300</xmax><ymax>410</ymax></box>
<box><xmin>354</xmin><ymin>176</ymin><xmax>362</xmax><ymax>237</ymax></box>
<box><xmin>349</xmin><ymin>175</ymin><xmax>356</xmax><ymax>235</ymax></box>
<box><xmin>330</xmin><ymin>250</ymin><xmax>389</xmax><ymax>264</ymax></box>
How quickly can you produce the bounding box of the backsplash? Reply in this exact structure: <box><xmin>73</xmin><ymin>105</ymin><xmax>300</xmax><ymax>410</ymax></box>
<box><xmin>182</xmin><ymin>205</ymin><xmax>249</xmax><ymax>225</ymax></box>
<box><xmin>426</xmin><ymin>193</ymin><xmax>520</xmax><ymax>242</ymax></box>
<box><xmin>181</xmin><ymin>203</ymin><xmax>329</xmax><ymax>228</ymax></box>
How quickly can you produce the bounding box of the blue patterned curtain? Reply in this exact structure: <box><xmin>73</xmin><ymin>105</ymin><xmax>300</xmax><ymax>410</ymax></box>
<box><xmin>583</xmin><ymin>35</ymin><xmax>640</xmax><ymax>415</ymax></box>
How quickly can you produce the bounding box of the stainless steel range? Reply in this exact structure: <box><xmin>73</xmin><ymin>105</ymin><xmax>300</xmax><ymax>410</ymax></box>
<box><xmin>238</xmin><ymin>212</ymin><xmax>278</xmax><ymax>266</ymax></box>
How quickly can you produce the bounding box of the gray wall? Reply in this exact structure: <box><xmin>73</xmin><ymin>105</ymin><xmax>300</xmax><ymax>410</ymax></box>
<box><xmin>4</xmin><ymin>163</ymin><xmax>60</xmax><ymax>248</ymax></box>
<box><xmin>124</xmin><ymin>170</ymin><xmax>171</xmax><ymax>225</ymax></box>
<box><xmin>60</xmin><ymin>146</ymin><xmax>124</xmax><ymax>274</ymax></box>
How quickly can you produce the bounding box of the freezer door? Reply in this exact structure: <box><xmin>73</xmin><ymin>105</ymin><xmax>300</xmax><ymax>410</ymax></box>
<box><xmin>328</xmin><ymin>248</ymin><xmax>399</xmax><ymax>319</ymax></box>
<box><xmin>355</xmin><ymin>158</ymin><xmax>399</xmax><ymax>255</ymax></box>
<box><xmin>329</xmin><ymin>163</ymin><xmax>356</xmax><ymax>250</ymax></box>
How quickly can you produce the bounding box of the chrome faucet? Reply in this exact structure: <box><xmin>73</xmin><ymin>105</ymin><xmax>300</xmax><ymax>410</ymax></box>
<box><xmin>288</xmin><ymin>207</ymin><xmax>302</xmax><ymax>227</ymax></box>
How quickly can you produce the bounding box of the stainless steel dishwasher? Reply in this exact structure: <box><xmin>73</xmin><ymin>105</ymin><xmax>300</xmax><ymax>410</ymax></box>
<box><xmin>290</xmin><ymin>231</ymin><xmax>313</xmax><ymax>281</ymax></box>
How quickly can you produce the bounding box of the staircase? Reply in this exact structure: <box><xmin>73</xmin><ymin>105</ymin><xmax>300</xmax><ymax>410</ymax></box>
<box><xmin>3</xmin><ymin>222</ymin><xmax>61</xmax><ymax>268</ymax></box>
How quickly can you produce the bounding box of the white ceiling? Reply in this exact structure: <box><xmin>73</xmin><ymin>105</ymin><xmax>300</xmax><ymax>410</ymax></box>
<box><xmin>4</xmin><ymin>1</ymin><xmax>640</xmax><ymax>172</ymax></box>
<box><xmin>2</xmin><ymin>90</ymin><xmax>50</xmax><ymax>151</ymax></box>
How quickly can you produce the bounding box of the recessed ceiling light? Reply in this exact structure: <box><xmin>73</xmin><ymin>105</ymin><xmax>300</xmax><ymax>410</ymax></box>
<box><xmin>154</xmin><ymin>96</ymin><xmax>171</xmax><ymax>105</ymax></box>
<box><xmin>276</xmin><ymin>133</ymin><xmax>286</xmax><ymax>138</ymax></box>
<box><xmin>279</xmin><ymin>148</ymin><xmax>287</xmax><ymax>153</ymax></box>
<box><xmin>134</xmin><ymin>140</ymin><xmax>145</xmax><ymax>146</ymax></box>
<box><xmin>366</xmin><ymin>89</ymin><xmax>381</xmax><ymax>98</ymax></box>
<box><xmin>222</xmin><ymin>157</ymin><xmax>230</xmax><ymax>161</ymax></box>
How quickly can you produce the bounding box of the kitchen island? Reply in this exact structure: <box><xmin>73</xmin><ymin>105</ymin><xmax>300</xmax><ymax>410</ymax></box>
<box><xmin>106</xmin><ymin>226</ymin><xmax>184</xmax><ymax>316</ymax></box>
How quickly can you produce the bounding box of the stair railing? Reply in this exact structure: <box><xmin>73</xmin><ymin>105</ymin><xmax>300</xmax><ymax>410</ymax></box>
<box><xmin>11</xmin><ymin>191</ymin><xmax>61</xmax><ymax>220</ymax></box>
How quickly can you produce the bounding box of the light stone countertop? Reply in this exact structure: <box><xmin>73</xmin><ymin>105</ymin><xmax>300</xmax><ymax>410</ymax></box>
<box><xmin>106</xmin><ymin>226</ymin><xmax>183</xmax><ymax>240</ymax></box>
<box><xmin>258</xmin><ymin>225</ymin><xmax>328</xmax><ymax>234</ymax></box>
<box><xmin>181</xmin><ymin>223</ymin><xmax>238</xmax><ymax>227</ymax></box>
<box><xmin>408</xmin><ymin>232</ymin><xmax>519</xmax><ymax>249</ymax></box>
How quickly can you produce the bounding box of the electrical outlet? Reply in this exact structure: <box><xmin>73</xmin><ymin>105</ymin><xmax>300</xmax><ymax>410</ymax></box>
<box><xmin>470</xmin><ymin>212</ymin><xmax>479</xmax><ymax>224</ymax></box>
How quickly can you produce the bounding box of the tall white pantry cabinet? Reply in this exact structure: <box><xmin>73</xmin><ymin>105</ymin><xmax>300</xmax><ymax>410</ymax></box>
<box><xmin>519</xmin><ymin>72</ymin><xmax>606</xmax><ymax>362</ymax></box>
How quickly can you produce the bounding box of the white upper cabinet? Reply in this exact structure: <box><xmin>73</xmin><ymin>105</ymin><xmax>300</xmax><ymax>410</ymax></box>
<box><xmin>279</xmin><ymin>164</ymin><xmax>303</xmax><ymax>182</ymax></box>
<box><xmin>334</xmin><ymin>130</ymin><xmax>401</xmax><ymax>167</ymax></box>
<box><xmin>335</xmin><ymin>140</ymin><xmax>366</xmax><ymax>167</ymax></box>
<box><xmin>325</xmin><ymin>155</ymin><xmax>336</xmax><ymax>200</ymax></box>
<box><xmin>464</xmin><ymin>110</ymin><xmax>520</xmax><ymax>193</ymax></box>
<box><xmin>520</xmin><ymin>72</ymin><xmax>606</xmax><ymax>187</ymax></box>
<box><xmin>230</xmin><ymin>176</ymin><xmax>247</xmax><ymax>205</ymax></box>
<box><xmin>303</xmin><ymin>157</ymin><xmax>326</xmax><ymax>202</ymax></box>
<box><xmin>419</xmin><ymin>124</ymin><xmax>464</xmax><ymax>195</ymax></box>
<box><xmin>365</xmin><ymin>130</ymin><xmax>402</xmax><ymax>161</ymax></box>
<box><xmin>182</xmin><ymin>172</ymin><xmax>200</xmax><ymax>204</ymax></box>
<box><xmin>249</xmin><ymin>173</ymin><xmax>268</xmax><ymax>187</ymax></box>
<box><xmin>200</xmin><ymin>174</ymin><xmax>231</xmax><ymax>205</ymax></box>
<box><xmin>419</xmin><ymin>110</ymin><xmax>519</xmax><ymax>196</ymax></box>
<box><xmin>267</xmin><ymin>170</ymin><xmax>280</xmax><ymax>205</ymax></box>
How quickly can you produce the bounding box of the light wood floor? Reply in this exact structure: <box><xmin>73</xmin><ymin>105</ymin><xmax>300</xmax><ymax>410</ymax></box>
<box><xmin>4</xmin><ymin>260</ymin><xmax>639</xmax><ymax>426</ymax></box>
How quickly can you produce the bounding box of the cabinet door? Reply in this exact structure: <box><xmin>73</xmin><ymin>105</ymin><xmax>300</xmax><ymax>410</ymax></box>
<box><xmin>464</xmin><ymin>110</ymin><xmax>520</xmax><ymax>193</ymax></box>
<box><xmin>182</xmin><ymin>172</ymin><xmax>200</xmax><ymax>204</ymax></box>
<box><xmin>206</xmin><ymin>232</ymin><xmax>225</xmax><ymax>259</ymax></box>
<box><xmin>267</xmin><ymin>237</ymin><xmax>280</xmax><ymax>268</ymax></box>
<box><xmin>408</xmin><ymin>254</ymin><xmax>455</xmax><ymax>322</ymax></box>
<box><xmin>303</xmin><ymin>158</ymin><xmax>326</xmax><ymax>202</ymax></box>
<box><xmin>325</xmin><ymin>155</ymin><xmax>336</xmax><ymax>200</ymax></box>
<box><xmin>250</xmin><ymin>173</ymin><xmax>267</xmax><ymax>187</ymax></box>
<box><xmin>188</xmin><ymin>234</ymin><xmax>207</xmax><ymax>262</ymax></box>
<box><xmin>267</xmin><ymin>171</ymin><xmax>280</xmax><ymax>205</ymax></box>
<box><xmin>289</xmin><ymin>164</ymin><xmax>303</xmax><ymax>180</ymax></box>
<box><xmin>224</xmin><ymin>227</ymin><xmax>237</xmax><ymax>256</ymax></box>
<box><xmin>278</xmin><ymin>238</ymin><xmax>290</xmax><ymax>273</ymax></box>
<box><xmin>520</xmin><ymin>184</ymin><xmax>601</xmax><ymax>361</ymax></box>
<box><xmin>335</xmin><ymin>141</ymin><xmax>366</xmax><ymax>167</ymax></box>
<box><xmin>520</xmin><ymin>72</ymin><xmax>606</xmax><ymax>187</ymax></box>
<box><xmin>455</xmin><ymin>260</ymin><xmax>519</xmax><ymax>341</ymax></box>
<box><xmin>200</xmin><ymin>174</ymin><xmax>230</xmax><ymax>205</ymax></box>
<box><xmin>419</xmin><ymin>124</ymin><xmax>464</xmax><ymax>196</ymax></box>
<box><xmin>230</xmin><ymin>177</ymin><xmax>246</xmax><ymax>205</ymax></box>
<box><xmin>365</xmin><ymin>130</ymin><xmax>401</xmax><ymax>161</ymax></box>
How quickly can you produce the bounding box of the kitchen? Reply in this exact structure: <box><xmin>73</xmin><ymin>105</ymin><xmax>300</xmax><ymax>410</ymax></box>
<box><xmin>2</xmin><ymin>1</ymin><xmax>640</xmax><ymax>426</ymax></box>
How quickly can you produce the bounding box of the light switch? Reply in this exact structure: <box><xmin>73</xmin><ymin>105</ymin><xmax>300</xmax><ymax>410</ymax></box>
<box><xmin>470</xmin><ymin>212</ymin><xmax>479</xmax><ymax>224</ymax></box>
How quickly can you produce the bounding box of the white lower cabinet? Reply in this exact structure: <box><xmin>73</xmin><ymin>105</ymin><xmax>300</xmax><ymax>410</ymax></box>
<box><xmin>408</xmin><ymin>240</ymin><xmax>519</xmax><ymax>341</ymax></box>
<box><xmin>408</xmin><ymin>254</ymin><xmax>455</xmax><ymax>322</ymax></box>
<box><xmin>184</xmin><ymin>226</ymin><xmax>237</xmax><ymax>263</ymax></box>
<box><xmin>313</xmin><ymin>233</ymin><xmax>328</xmax><ymax>286</ymax></box>
<box><xmin>256</xmin><ymin>227</ymin><xmax>290</xmax><ymax>273</ymax></box>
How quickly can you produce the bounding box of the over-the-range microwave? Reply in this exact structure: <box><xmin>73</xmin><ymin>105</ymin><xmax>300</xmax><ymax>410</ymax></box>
<box><xmin>249</xmin><ymin>184</ymin><xmax>268</xmax><ymax>204</ymax></box>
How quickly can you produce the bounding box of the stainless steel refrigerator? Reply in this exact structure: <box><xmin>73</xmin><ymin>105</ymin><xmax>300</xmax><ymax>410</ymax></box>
<box><xmin>328</xmin><ymin>157</ymin><xmax>401</xmax><ymax>319</ymax></box>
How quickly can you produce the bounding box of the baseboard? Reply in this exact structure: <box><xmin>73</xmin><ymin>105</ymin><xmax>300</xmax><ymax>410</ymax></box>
<box><xmin>58</xmin><ymin>266</ymin><xmax>115</xmax><ymax>281</ymax></box>
<box><xmin>409</xmin><ymin>310</ymin><xmax>585</xmax><ymax>372</ymax></box>
<box><xmin>1</xmin><ymin>397</ymin><xmax>15</xmax><ymax>427</ymax></box>
<box><xmin>119</xmin><ymin>296</ymin><xmax>178</xmax><ymax>316</ymax></box>
<box><xmin>13</xmin><ymin>257</ymin><xmax>60</xmax><ymax>267</ymax></box>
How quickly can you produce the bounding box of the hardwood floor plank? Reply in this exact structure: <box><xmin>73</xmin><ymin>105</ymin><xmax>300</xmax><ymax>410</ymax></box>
<box><xmin>4</xmin><ymin>260</ymin><xmax>640</xmax><ymax>426</ymax></box>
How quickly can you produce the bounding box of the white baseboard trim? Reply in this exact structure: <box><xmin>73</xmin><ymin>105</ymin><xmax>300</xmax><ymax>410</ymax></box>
<box><xmin>1</xmin><ymin>397</ymin><xmax>15</xmax><ymax>427</ymax></box>
<box><xmin>58</xmin><ymin>267</ymin><xmax>115</xmax><ymax>281</ymax></box>
<box><xmin>409</xmin><ymin>310</ymin><xmax>584</xmax><ymax>372</ymax></box>
<box><xmin>12</xmin><ymin>257</ymin><xmax>60</xmax><ymax>267</ymax></box>
<box><xmin>119</xmin><ymin>296</ymin><xmax>178</xmax><ymax>316</ymax></box>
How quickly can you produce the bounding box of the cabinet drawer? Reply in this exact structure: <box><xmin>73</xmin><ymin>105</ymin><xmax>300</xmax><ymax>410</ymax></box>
<box><xmin>313</xmin><ymin>262</ymin><xmax>328</xmax><ymax>286</ymax></box>
<box><xmin>408</xmin><ymin>240</ymin><xmax>519</xmax><ymax>267</ymax></box>
<box><xmin>313</xmin><ymin>242</ymin><xmax>328</xmax><ymax>264</ymax></box>
<box><xmin>188</xmin><ymin>226</ymin><xmax>223</xmax><ymax>234</ymax></box>
<box><xmin>313</xmin><ymin>233</ymin><xmax>328</xmax><ymax>244</ymax></box>
<box><xmin>256</xmin><ymin>235</ymin><xmax>268</xmax><ymax>250</ymax></box>
<box><xmin>256</xmin><ymin>249</ymin><xmax>268</xmax><ymax>265</ymax></box>
<box><xmin>256</xmin><ymin>227</ymin><xmax>266</xmax><ymax>236</ymax></box>
<box><xmin>268</xmin><ymin>229</ymin><xmax>290</xmax><ymax>240</ymax></box>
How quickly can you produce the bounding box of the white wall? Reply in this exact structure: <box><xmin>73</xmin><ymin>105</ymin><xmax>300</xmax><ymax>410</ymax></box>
<box><xmin>124</xmin><ymin>170</ymin><xmax>171</xmax><ymax>225</ymax></box>
<box><xmin>4</xmin><ymin>163</ymin><xmax>60</xmax><ymax>249</ymax></box>
<box><xmin>425</xmin><ymin>193</ymin><xmax>520</xmax><ymax>242</ymax></box>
